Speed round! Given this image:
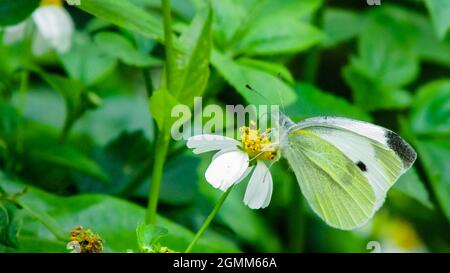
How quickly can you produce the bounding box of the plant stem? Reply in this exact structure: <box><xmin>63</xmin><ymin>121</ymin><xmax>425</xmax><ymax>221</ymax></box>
<box><xmin>144</xmin><ymin>0</ymin><xmax>176</xmax><ymax>224</ymax></box>
<box><xmin>59</xmin><ymin>116</ymin><xmax>75</xmax><ymax>143</ymax></box>
<box><xmin>161</xmin><ymin>0</ymin><xmax>176</xmax><ymax>90</ymax></box>
<box><xmin>145</xmin><ymin>130</ymin><xmax>170</xmax><ymax>224</ymax></box>
<box><xmin>185</xmin><ymin>186</ymin><xmax>234</xmax><ymax>253</ymax></box>
<box><xmin>14</xmin><ymin>21</ymin><xmax>33</xmax><ymax>172</ymax></box>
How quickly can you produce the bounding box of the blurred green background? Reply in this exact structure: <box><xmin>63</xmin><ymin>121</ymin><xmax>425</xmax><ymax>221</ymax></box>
<box><xmin>0</xmin><ymin>0</ymin><xmax>449</xmax><ymax>252</ymax></box>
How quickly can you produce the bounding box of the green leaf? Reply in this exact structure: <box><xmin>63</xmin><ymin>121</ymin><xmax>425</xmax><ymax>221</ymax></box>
<box><xmin>59</xmin><ymin>32</ymin><xmax>117</xmax><ymax>86</ymax></box>
<box><xmin>323</xmin><ymin>8</ymin><xmax>367</xmax><ymax>47</ymax></box>
<box><xmin>94</xmin><ymin>32</ymin><xmax>162</xmax><ymax>67</ymax></box>
<box><xmin>414</xmin><ymin>139</ymin><xmax>450</xmax><ymax>221</ymax></box>
<box><xmin>209</xmin><ymin>0</ymin><xmax>252</xmax><ymax>47</ymax></box>
<box><xmin>0</xmin><ymin>100</ymin><xmax>20</xmax><ymax>143</ymax></box>
<box><xmin>74</xmin><ymin>0</ymin><xmax>164</xmax><ymax>42</ymax></box>
<box><xmin>410</xmin><ymin>80</ymin><xmax>450</xmax><ymax>136</ymax></box>
<box><xmin>425</xmin><ymin>0</ymin><xmax>450</xmax><ymax>39</ymax></box>
<box><xmin>150</xmin><ymin>88</ymin><xmax>179</xmax><ymax>130</ymax></box>
<box><xmin>210</xmin><ymin>0</ymin><xmax>321</xmax><ymax>50</ymax></box>
<box><xmin>32</xmin><ymin>69</ymin><xmax>84</xmax><ymax>119</ymax></box>
<box><xmin>211</xmin><ymin>50</ymin><xmax>297</xmax><ymax>106</ymax></box>
<box><xmin>342</xmin><ymin>10</ymin><xmax>420</xmax><ymax>111</ymax></box>
<box><xmin>75</xmin><ymin>95</ymin><xmax>155</xmax><ymax>145</ymax></box>
<box><xmin>237</xmin><ymin>58</ymin><xmax>294</xmax><ymax>84</ymax></box>
<box><xmin>75</xmin><ymin>131</ymin><xmax>152</xmax><ymax>194</ymax></box>
<box><xmin>393</xmin><ymin>168</ymin><xmax>433</xmax><ymax>209</ymax></box>
<box><xmin>234</xmin><ymin>17</ymin><xmax>322</xmax><ymax>55</ymax></box>
<box><xmin>134</xmin><ymin>153</ymin><xmax>200</xmax><ymax>205</ymax></box>
<box><xmin>171</xmin><ymin>8</ymin><xmax>212</xmax><ymax>105</ymax></box>
<box><xmin>375</xmin><ymin>5</ymin><xmax>450</xmax><ymax>68</ymax></box>
<box><xmin>253</xmin><ymin>0</ymin><xmax>322</xmax><ymax>21</ymax></box>
<box><xmin>0</xmin><ymin>201</ymin><xmax>20</xmax><ymax>248</ymax></box>
<box><xmin>28</xmin><ymin>145</ymin><xmax>109</xmax><ymax>183</ymax></box>
<box><xmin>1</xmin><ymin>177</ymin><xmax>239</xmax><ymax>252</ymax></box>
<box><xmin>408</xmin><ymin>79</ymin><xmax>450</xmax><ymax>221</ymax></box>
<box><xmin>342</xmin><ymin>65</ymin><xmax>413</xmax><ymax>111</ymax></box>
<box><xmin>136</xmin><ymin>223</ymin><xmax>168</xmax><ymax>252</ymax></box>
<box><xmin>355</xmin><ymin>20</ymin><xmax>419</xmax><ymax>87</ymax></box>
<box><xmin>0</xmin><ymin>0</ymin><xmax>39</xmax><ymax>26</ymax></box>
<box><xmin>285</xmin><ymin>82</ymin><xmax>371</xmax><ymax>121</ymax></box>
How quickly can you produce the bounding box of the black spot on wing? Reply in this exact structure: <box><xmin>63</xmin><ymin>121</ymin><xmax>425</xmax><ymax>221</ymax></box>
<box><xmin>356</xmin><ymin>161</ymin><xmax>367</xmax><ymax>172</ymax></box>
<box><xmin>385</xmin><ymin>131</ymin><xmax>417</xmax><ymax>168</ymax></box>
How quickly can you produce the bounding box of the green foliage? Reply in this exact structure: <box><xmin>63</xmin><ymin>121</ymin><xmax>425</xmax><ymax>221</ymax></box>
<box><xmin>94</xmin><ymin>32</ymin><xmax>162</xmax><ymax>67</ymax></box>
<box><xmin>212</xmin><ymin>50</ymin><xmax>297</xmax><ymax>106</ymax></box>
<box><xmin>75</xmin><ymin>0</ymin><xmax>164</xmax><ymax>42</ymax></box>
<box><xmin>409</xmin><ymin>81</ymin><xmax>450</xmax><ymax>220</ymax></box>
<box><xmin>0</xmin><ymin>0</ymin><xmax>39</xmax><ymax>26</ymax></box>
<box><xmin>0</xmin><ymin>0</ymin><xmax>449</xmax><ymax>253</ymax></box>
<box><xmin>60</xmin><ymin>32</ymin><xmax>117</xmax><ymax>86</ymax></box>
<box><xmin>425</xmin><ymin>0</ymin><xmax>450</xmax><ymax>39</ymax></box>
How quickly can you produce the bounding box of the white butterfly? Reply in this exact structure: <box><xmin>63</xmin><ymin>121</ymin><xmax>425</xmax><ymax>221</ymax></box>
<box><xmin>187</xmin><ymin>113</ymin><xmax>416</xmax><ymax>230</ymax></box>
<box><xmin>278</xmin><ymin>114</ymin><xmax>416</xmax><ymax>230</ymax></box>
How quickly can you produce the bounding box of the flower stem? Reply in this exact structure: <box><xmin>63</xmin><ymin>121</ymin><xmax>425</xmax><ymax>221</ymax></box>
<box><xmin>185</xmin><ymin>186</ymin><xmax>234</xmax><ymax>253</ymax></box>
<box><xmin>145</xmin><ymin>130</ymin><xmax>170</xmax><ymax>224</ymax></box>
<box><xmin>144</xmin><ymin>0</ymin><xmax>175</xmax><ymax>225</ymax></box>
<box><xmin>161</xmin><ymin>0</ymin><xmax>176</xmax><ymax>90</ymax></box>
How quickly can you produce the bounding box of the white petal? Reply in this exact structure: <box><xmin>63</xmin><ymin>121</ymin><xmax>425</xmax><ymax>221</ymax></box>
<box><xmin>187</xmin><ymin>134</ymin><xmax>241</xmax><ymax>154</ymax></box>
<box><xmin>3</xmin><ymin>22</ymin><xmax>27</xmax><ymax>45</ymax></box>
<box><xmin>32</xmin><ymin>31</ymin><xmax>52</xmax><ymax>56</ymax></box>
<box><xmin>205</xmin><ymin>150</ymin><xmax>249</xmax><ymax>191</ymax></box>
<box><xmin>32</xmin><ymin>6</ymin><xmax>74</xmax><ymax>54</ymax></box>
<box><xmin>244</xmin><ymin>160</ymin><xmax>273</xmax><ymax>209</ymax></box>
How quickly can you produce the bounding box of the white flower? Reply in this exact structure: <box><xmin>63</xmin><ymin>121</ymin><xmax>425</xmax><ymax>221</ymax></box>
<box><xmin>187</xmin><ymin>127</ymin><xmax>278</xmax><ymax>209</ymax></box>
<box><xmin>3</xmin><ymin>2</ymin><xmax>74</xmax><ymax>56</ymax></box>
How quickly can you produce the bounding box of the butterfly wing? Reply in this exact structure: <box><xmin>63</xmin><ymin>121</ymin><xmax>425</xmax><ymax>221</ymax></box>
<box><xmin>282</xmin><ymin>129</ymin><xmax>377</xmax><ymax>230</ymax></box>
<box><xmin>292</xmin><ymin>117</ymin><xmax>417</xmax><ymax>210</ymax></box>
<box><xmin>283</xmin><ymin>116</ymin><xmax>417</xmax><ymax>229</ymax></box>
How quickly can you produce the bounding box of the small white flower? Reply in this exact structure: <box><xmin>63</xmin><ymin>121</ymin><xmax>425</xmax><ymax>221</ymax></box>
<box><xmin>187</xmin><ymin>124</ymin><xmax>278</xmax><ymax>209</ymax></box>
<box><xmin>3</xmin><ymin>1</ymin><xmax>74</xmax><ymax>56</ymax></box>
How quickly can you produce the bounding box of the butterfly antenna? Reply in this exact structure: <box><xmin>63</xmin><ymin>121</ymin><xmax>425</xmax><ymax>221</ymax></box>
<box><xmin>246</xmin><ymin>84</ymin><xmax>276</xmax><ymax>121</ymax></box>
<box><xmin>246</xmin><ymin>84</ymin><xmax>270</xmax><ymax>104</ymax></box>
<box><xmin>276</xmin><ymin>73</ymin><xmax>286</xmax><ymax>113</ymax></box>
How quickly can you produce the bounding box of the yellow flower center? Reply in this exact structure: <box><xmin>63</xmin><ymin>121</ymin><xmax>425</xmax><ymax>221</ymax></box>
<box><xmin>40</xmin><ymin>0</ymin><xmax>63</xmax><ymax>6</ymax></box>
<box><xmin>239</xmin><ymin>121</ymin><xmax>277</xmax><ymax>161</ymax></box>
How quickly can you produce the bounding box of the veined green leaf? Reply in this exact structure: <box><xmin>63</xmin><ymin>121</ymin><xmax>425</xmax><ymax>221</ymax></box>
<box><xmin>393</xmin><ymin>168</ymin><xmax>433</xmax><ymax>209</ymax></box>
<box><xmin>32</xmin><ymin>69</ymin><xmax>83</xmax><ymax>118</ymax></box>
<box><xmin>234</xmin><ymin>18</ymin><xmax>322</xmax><ymax>56</ymax></box>
<box><xmin>150</xmin><ymin>88</ymin><xmax>180</xmax><ymax>130</ymax></box>
<box><xmin>94</xmin><ymin>32</ymin><xmax>162</xmax><ymax>67</ymax></box>
<box><xmin>28</xmin><ymin>145</ymin><xmax>109</xmax><ymax>183</ymax></box>
<box><xmin>238</xmin><ymin>58</ymin><xmax>294</xmax><ymax>84</ymax></box>
<box><xmin>211</xmin><ymin>50</ymin><xmax>297</xmax><ymax>106</ymax></box>
<box><xmin>286</xmin><ymin>82</ymin><xmax>371</xmax><ymax>121</ymax></box>
<box><xmin>410</xmin><ymin>80</ymin><xmax>450</xmax><ymax>136</ymax></box>
<box><xmin>171</xmin><ymin>7</ymin><xmax>212</xmax><ymax>105</ymax></box>
<box><xmin>342</xmin><ymin>65</ymin><xmax>412</xmax><ymax>111</ymax></box>
<box><xmin>59</xmin><ymin>32</ymin><xmax>117</xmax><ymax>86</ymax></box>
<box><xmin>414</xmin><ymin>139</ymin><xmax>450</xmax><ymax>221</ymax></box>
<box><xmin>323</xmin><ymin>8</ymin><xmax>367</xmax><ymax>47</ymax></box>
<box><xmin>74</xmin><ymin>0</ymin><xmax>164</xmax><ymax>42</ymax></box>
<box><xmin>1</xmin><ymin>177</ymin><xmax>239</xmax><ymax>252</ymax></box>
